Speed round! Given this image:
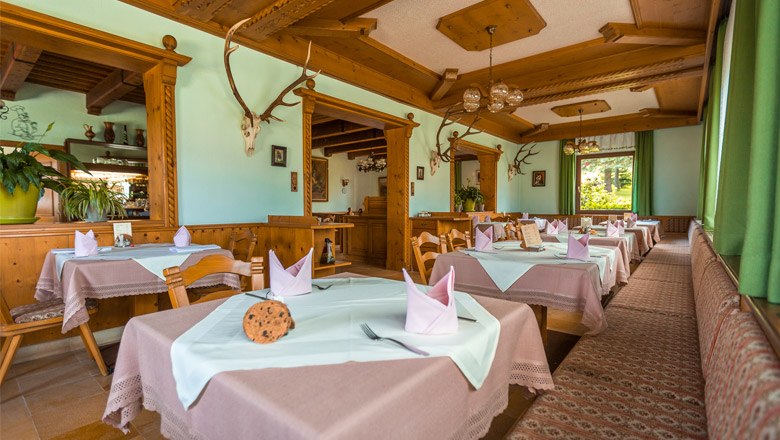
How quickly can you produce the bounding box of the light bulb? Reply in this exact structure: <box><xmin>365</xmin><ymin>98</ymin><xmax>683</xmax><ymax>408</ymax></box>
<box><xmin>563</xmin><ymin>142</ymin><xmax>576</xmax><ymax>155</ymax></box>
<box><xmin>505</xmin><ymin>88</ymin><xmax>524</xmax><ymax>106</ymax></box>
<box><xmin>487</xmin><ymin>99</ymin><xmax>504</xmax><ymax>113</ymax></box>
<box><xmin>489</xmin><ymin>82</ymin><xmax>509</xmax><ymax>100</ymax></box>
<box><xmin>463</xmin><ymin>100</ymin><xmax>480</xmax><ymax>112</ymax></box>
<box><xmin>463</xmin><ymin>87</ymin><xmax>481</xmax><ymax>104</ymax></box>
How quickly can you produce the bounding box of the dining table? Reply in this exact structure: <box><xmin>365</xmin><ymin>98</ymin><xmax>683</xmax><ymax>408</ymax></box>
<box><xmin>102</xmin><ymin>274</ymin><xmax>553</xmax><ymax>440</ymax></box>
<box><xmin>430</xmin><ymin>241</ymin><xmax>618</xmax><ymax>338</ymax></box>
<box><xmin>542</xmin><ymin>231</ymin><xmax>637</xmax><ymax>271</ymax></box>
<box><xmin>35</xmin><ymin>243</ymin><xmax>239</xmax><ymax>333</ymax></box>
<box><xmin>593</xmin><ymin>224</ymin><xmax>654</xmax><ymax>255</ymax></box>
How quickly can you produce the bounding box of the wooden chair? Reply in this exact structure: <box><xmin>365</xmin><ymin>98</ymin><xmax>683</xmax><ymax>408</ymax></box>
<box><xmin>446</xmin><ymin>229</ymin><xmax>472</xmax><ymax>252</ymax></box>
<box><xmin>227</xmin><ymin>230</ymin><xmax>258</xmax><ymax>262</ymax></box>
<box><xmin>411</xmin><ymin>232</ymin><xmax>447</xmax><ymax>285</ymax></box>
<box><xmin>164</xmin><ymin>255</ymin><xmax>265</xmax><ymax>309</ymax></box>
<box><xmin>505</xmin><ymin>223</ymin><xmax>519</xmax><ymax>240</ymax></box>
<box><xmin>0</xmin><ymin>296</ymin><xmax>108</xmax><ymax>385</ymax></box>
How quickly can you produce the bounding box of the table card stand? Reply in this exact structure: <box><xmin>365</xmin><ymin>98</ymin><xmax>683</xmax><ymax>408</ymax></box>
<box><xmin>113</xmin><ymin>222</ymin><xmax>133</xmax><ymax>247</ymax></box>
<box><xmin>623</xmin><ymin>212</ymin><xmax>632</xmax><ymax>221</ymax></box>
<box><xmin>608</xmin><ymin>214</ymin><xmax>618</xmax><ymax>223</ymax></box>
<box><xmin>520</xmin><ymin>224</ymin><xmax>545</xmax><ymax>252</ymax></box>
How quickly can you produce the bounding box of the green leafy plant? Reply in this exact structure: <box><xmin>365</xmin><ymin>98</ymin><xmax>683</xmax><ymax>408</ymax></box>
<box><xmin>0</xmin><ymin>123</ymin><xmax>89</xmax><ymax>196</ymax></box>
<box><xmin>459</xmin><ymin>185</ymin><xmax>483</xmax><ymax>202</ymax></box>
<box><xmin>61</xmin><ymin>179</ymin><xmax>127</xmax><ymax>221</ymax></box>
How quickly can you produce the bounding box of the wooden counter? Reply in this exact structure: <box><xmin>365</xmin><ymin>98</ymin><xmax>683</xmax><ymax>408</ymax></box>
<box><xmin>341</xmin><ymin>214</ymin><xmax>387</xmax><ymax>266</ymax></box>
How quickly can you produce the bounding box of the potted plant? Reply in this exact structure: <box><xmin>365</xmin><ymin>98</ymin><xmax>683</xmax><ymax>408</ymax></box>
<box><xmin>61</xmin><ymin>179</ymin><xmax>127</xmax><ymax>222</ymax></box>
<box><xmin>0</xmin><ymin>124</ymin><xmax>90</xmax><ymax>224</ymax></box>
<box><xmin>460</xmin><ymin>186</ymin><xmax>483</xmax><ymax>212</ymax></box>
<box><xmin>475</xmin><ymin>193</ymin><xmax>486</xmax><ymax>212</ymax></box>
<box><xmin>453</xmin><ymin>191</ymin><xmax>463</xmax><ymax>212</ymax></box>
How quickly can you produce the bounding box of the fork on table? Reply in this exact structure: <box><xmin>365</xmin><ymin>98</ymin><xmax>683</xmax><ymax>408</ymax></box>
<box><xmin>360</xmin><ymin>323</ymin><xmax>429</xmax><ymax>356</ymax></box>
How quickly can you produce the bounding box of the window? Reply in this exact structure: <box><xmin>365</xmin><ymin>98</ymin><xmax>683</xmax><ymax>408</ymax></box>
<box><xmin>576</xmin><ymin>152</ymin><xmax>634</xmax><ymax>213</ymax></box>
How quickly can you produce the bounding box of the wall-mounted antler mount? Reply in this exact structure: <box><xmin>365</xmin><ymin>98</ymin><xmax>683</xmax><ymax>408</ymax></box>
<box><xmin>430</xmin><ymin>104</ymin><xmax>483</xmax><ymax>175</ymax></box>
<box><xmin>224</xmin><ymin>18</ymin><xmax>319</xmax><ymax>155</ymax></box>
<box><xmin>508</xmin><ymin>142</ymin><xmax>539</xmax><ymax>179</ymax></box>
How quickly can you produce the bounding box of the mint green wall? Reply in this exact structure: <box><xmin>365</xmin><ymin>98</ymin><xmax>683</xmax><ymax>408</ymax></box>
<box><xmin>311</xmin><ymin>152</ymin><xmax>387</xmax><ymax>213</ymax></box>
<box><xmin>7</xmin><ymin>0</ymin><xmax>520</xmax><ymax>224</ymax></box>
<box><xmin>0</xmin><ymin>83</ymin><xmax>146</xmax><ymax>146</ymax></box>
<box><xmin>653</xmin><ymin>125</ymin><xmax>703</xmax><ymax>215</ymax></box>
<box><xmin>513</xmin><ymin>125</ymin><xmax>704</xmax><ymax>215</ymax></box>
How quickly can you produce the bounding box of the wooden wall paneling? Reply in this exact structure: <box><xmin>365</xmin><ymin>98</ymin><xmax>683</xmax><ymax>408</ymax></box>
<box><xmin>384</xmin><ymin>126</ymin><xmax>410</xmax><ymax>270</ymax></box>
<box><xmin>478</xmin><ymin>154</ymin><xmax>498</xmax><ymax>212</ymax></box>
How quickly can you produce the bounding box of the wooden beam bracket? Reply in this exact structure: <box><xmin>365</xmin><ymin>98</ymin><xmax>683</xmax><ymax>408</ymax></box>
<box><xmin>0</xmin><ymin>43</ymin><xmax>42</xmax><ymax>100</ymax></box>
<box><xmin>86</xmin><ymin>69</ymin><xmax>143</xmax><ymax>115</ymax></box>
<box><xmin>599</xmin><ymin>22</ymin><xmax>706</xmax><ymax>46</ymax></box>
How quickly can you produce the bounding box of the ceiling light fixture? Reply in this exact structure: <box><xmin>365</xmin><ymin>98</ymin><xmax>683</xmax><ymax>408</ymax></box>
<box><xmin>563</xmin><ymin>108</ymin><xmax>600</xmax><ymax>155</ymax></box>
<box><xmin>356</xmin><ymin>153</ymin><xmax>387</xmax><ymax>173</ymax></box>
<box><xmin>462</xmin><ymin>25</ymin><xmax>524</xmax><ymax>113</ymax></box>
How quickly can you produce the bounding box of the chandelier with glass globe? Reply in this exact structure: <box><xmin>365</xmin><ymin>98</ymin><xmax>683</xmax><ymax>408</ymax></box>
<box><xmin>356</xmin><ymin>153</ymin><xmax>387</xmax><ymax>173</ymax></box>
<box><xmin>462</xmin><ymin>25</ymin><xmax>524</xmax><ymax>113</ymax></box>
<box><xmin>563</xmin><ymin>108</ymin><xmax>600</xmax><ymax>155</ymax></box>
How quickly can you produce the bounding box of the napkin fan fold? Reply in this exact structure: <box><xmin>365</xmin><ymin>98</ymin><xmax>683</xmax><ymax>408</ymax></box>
<box><xmin>402</xmin><ymin>267</ymin><xmax>457</xmax><ymax>335</ymax></box>
<box><xmin>173</xmin><ymin>226</ymin><xmax>191</xmax><ymax>247</ymax></box>
<box><xmin>566</xmin><ymin>234</ymin><xmax>590</xmax><ymax>260</ymax></box>
<box><xmin>269</xmin><ymin>248</ymin><xmax>313</xmax><ymax>298</ymax></box>
<box><xmin>474</xmin><ymin>227</ymin><xmax>494</xmax><ymax>251</ymax></box>
<box><xmin>75</xmin><ymin>230</ymin><xmax>99</xmax><ymax>257</ymax></box>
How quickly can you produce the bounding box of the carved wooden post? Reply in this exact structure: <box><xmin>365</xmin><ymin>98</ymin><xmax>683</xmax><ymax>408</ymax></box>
<box><xmin>384</xmin><ymin>124</ymin><xmax>412</xmax><ymax>271</ymax></box>
<box><xmin>301</xmin><ymin>93</ymin><xmax>316</xmax><ymax>216</ymax></box>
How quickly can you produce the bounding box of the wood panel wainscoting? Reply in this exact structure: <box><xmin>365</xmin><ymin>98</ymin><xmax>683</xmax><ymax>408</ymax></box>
<box><xmin>0</xmin><ymin>223</ymin><xmax>269</xmax><ymax>346</ymax></box>
<box><xmin>408</xmin><ymin>216</ymin><xmax>472</xmax><ymax>271</ymax></box>
<box><xmin>508</xmin><ymin>213</ymin><xmax>695</xmax><ymax>233</ymax></box>
<box><xmin>342</xmin><ymin>215</ymin><xmax>387</xmax><ymax>265</ymax></box>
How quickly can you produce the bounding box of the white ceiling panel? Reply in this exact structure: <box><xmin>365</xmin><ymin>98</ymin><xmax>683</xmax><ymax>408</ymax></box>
<box><xmin>363</xmin><ymin>0</ymin><xmax>635</xmax><ymax>74</ymax></box>
<box><xmin>512</xmin><ymin>88</ymin><xmax>660</xmax><ymax>125</ymax></box>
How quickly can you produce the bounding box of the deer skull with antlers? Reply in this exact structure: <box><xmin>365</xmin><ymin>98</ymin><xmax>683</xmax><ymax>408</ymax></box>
<box><xmin>510</xmin><ymin>142</ymin><xmax>539</xmax><ymax>176</ymax></box>
<box><xmin>224</xmin><ymin>18</ymin><xmax>319</xmax><ymax>155</ymax></box>
<box><xmin>430</xmin><ymin>104</ymin><xmax>483</xmax><ymax>175</ymax></box>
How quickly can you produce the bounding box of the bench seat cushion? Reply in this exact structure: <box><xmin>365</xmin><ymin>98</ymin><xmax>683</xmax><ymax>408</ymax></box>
<box><xmin>609</xmin><ymin>278</ymin><xmax>696</xmax><ymax>318</ymax></box>
<box><xmin>643</xmin><ymin>250</ymin><xmax>692</xmax><ymax>266</ymax></box>
<box><xmin>631</xmin><ymin>262</ymin><xmax>692</xmax><ymax>285</ymax></box>
<box><xmin>509</xmin><ymin>307</ymin><xmax>707</xmax><ymax>439</ymax></box>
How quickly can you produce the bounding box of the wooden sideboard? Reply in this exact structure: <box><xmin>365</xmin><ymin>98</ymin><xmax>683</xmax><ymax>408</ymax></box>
<box><xmin>341</xmin><ymin>215</ymin><xmax>387</xmax><ymax>266</ymax></box>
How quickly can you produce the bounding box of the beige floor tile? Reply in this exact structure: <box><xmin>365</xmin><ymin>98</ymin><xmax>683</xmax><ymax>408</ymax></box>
<box><xmin>47</xmin><ymin>419</ymin><xmax>138</xmax><ymax>440</ymax></box>
<box><xmin>1</xmin><ymin>377</ymin><xmax>22</xmax><ymax>403</ymax></box>
<box><xmin>24</xmin><ymin>376</ymin><xmax>103</xmax><ymax>415</ymax></box>
<box><xmin>15</xmin><ymin>356</ymin><xmax>96</xmax><ymax>395</ymax></box>
<box><xmin>0</xmin><ymin>395</ymin><xmax>39</xmax><ymax>440</ymax></box>
<box><xmin>29</xmin><ymin>390</ymin><xmax>112</xmax><ymax>439</ymax></box>
<box><xmin>6</xmin><ymin>353</ymin><xmax>79</xmax><ymax>382</ymax></box>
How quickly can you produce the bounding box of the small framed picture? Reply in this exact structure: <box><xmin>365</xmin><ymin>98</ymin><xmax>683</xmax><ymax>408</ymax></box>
<box><xmin>532</xmin><ymin>170</ymin><xmax>546</xmax><ymax>187</ymax></box>
<box><xmin>271</xmin><ymin>145</ymin><xmax>287</xmax><ymax>167</ymax></box>
<box><xmin>416</xmin><ymin>166</ymin><xmax>425</xmax><ymax>180</ymax></box>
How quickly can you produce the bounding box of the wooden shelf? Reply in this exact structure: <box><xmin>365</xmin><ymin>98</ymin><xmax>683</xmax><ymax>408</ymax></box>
<box><xmin>65</xmin><ymin>138</ymin><xmax>147</xmax><ymax>152</ymax></box>
<box><xmin>313</xmin><ymin>260</ymin><xmax>351</xmax><ymax>271</ymax></box>
<box><xmin>83</xmin><ymin>163</ymin><xmax>148</xmax><ymax>175</ymax></box>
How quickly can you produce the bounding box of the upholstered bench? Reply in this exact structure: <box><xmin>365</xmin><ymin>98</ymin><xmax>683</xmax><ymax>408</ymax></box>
<box><xmin>509</xmin><ymin>223</ymin><xmax>780</xmax><ymax>439</ymax></box>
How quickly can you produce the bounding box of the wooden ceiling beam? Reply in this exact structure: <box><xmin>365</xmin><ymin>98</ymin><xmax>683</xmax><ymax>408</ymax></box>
<box><xmin>639</xmin><ymin>108</ymin><xmax>697</xmax><ymax>118</ymax></box>
<box><xmin>324</xmin><ymin>139</ymin><xmax>386</xmax><ymax>156</ymax></box>
<box><xmin>429</xmin><ymin>68</ymin><xmax>458</xmax><ymax>101</ymax></box>
<box><xmin>0</xmin><ymin>43</ymin><xmax>42</xmax><ymax>100</ymax></box>
<box><xmin>599</xmin><ymin>22</ymin><xmax>706</xmax><ymax>46</ymax></box>
<box><xmin>518</xmin><ymin>112</ymin><xmax>699</xmax><ymax>142</ymax></box>
<box><xmin>172</xmin><ymin>0</ymin><xmax>232</xmax><ymax>21</ymax></box>
<box><xmin>313</xmin><ymin>128</ymin><xmax>384</xmax><ymax>148</ymax></box>
<box><xmin>312</xmin><ymin>120</ymin><xmax>373</xmax><ymax>139</ymax></box>
<box><xmin>338</xmin><ymin>0</ymin><xmax>394</xmax><ymax>22</ymax></box>
<box><xmin>348</xmin><ymin>147</ymin><xmax>386</xmax><ymax>159</ymax></box>
<box><xmin>519</xmin><ymin>123</ymin><xmax>549</xmax><ymax>137</ymax></box>
<box><xmin>279</xmin><ymin>18</ymin><xmax>377</xmax><ymax>38</ymax></box>
<box><xmin>86</xmin><ymin>69</ymin><xmax>143</xmax><ymax>115</ymax></box>
<box><xmin>242</xmin><ymin>0</ymin><xmax>339</xmax><ymax>40</ymax></box>
<box><xmin>697</xmin><ymin>0</ymin><xmax>723</xmax><ymax>120</ymax></box>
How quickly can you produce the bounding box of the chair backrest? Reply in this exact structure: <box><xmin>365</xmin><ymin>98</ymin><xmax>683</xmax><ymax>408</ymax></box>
<box><xmin>505</xmin><ymin>223</ymin><xmax>519</xmax><ymax>240</ymax></box>
<box><xmin>164</xmin><ymin>255</ymin><xmax>264</xmax><ymax>308</ymax></box>
<box><xmin>446</xmin><ymin>229</ymin><xmax>471</xmax><ymax>252</ymax></box>
<box><xmin>411</xmin><ymin>232</ymin><xmax>446</xmax><ymax>284</ymax></box>
<box><xmin>228</xmin><ymin>230</ymin><xmax>258</xmax><ymax>262</ymax></box>
<box><xmin>0</xmin><ymin>296</ymin><xmax>14</xmax><ymax>327</ymax></box>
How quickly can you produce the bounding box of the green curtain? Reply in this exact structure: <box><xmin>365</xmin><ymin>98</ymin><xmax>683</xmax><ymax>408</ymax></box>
<box><xmin>735</xmin><ymin>0</ymin><xmax>780</xmax><ymax>302</ymax></box>
<box><xmin>558</xmin><ymin>139</ymin><xmax>575</xmax><ymax>214</ymax></box>
<box><xmin>698</xmin><ymin>20</ymin><xmax>728</xmax><ymax>229</ymax></box>
<box><xmin>632</xmin><ymin>131</ymin><xmax>654</xmax><ymax>216</ymax></box>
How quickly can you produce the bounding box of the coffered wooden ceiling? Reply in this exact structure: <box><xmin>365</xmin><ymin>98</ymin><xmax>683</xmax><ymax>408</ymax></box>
<box><xmin>120</xmin><ymin>0</ymin><xmax>725</xmax><ymax>143</ymax></box>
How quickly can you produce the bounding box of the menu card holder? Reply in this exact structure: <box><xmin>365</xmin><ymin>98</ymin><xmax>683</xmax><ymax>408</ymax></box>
<box><xmin>623</xmin><ymin>212</ymin><xmax>632</xmax><ymax>221</ymax></box>
<box><xmin>608</xmin><ymin>214</ymin><xmax>618</xmax><ymax>223</ymax></box>
<box><xmin>520</xmin><ymin>223</ymin><xmax>544</xmax><ymax>251</ymax></box>
<box><xmin>113</xmin><ymin>222</ymin><xmax>133</xmax><ymax>247</ymax></box>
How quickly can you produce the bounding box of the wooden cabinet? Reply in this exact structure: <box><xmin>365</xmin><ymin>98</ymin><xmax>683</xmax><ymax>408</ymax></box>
<box><xmin>342</xmin><ymin>215</ymin><xmax>387</xmax><ymax>265</ymax></box>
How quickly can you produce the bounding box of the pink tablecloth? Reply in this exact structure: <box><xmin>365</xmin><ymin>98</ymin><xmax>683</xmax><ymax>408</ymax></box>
<box><xmin>541</xmin><ymin>235</ymin><xmax>631</xmax><ymax>284</ymax></box>
<box><xmin>475</xmin><ymin>222</ymin><xmax>507</xmax><ymax>240</ymax></box>
<box><xmin>35</xmin><ymin>248</ymin><xmax>239</xmax><ymax>333</ymax></box>
<box><xmin>637</xmin><ymin>221</ymin><xmax>663</xmax><ymax>243</ymax></box>
<box><xmin>102</xmin><ymin>275</ymin><xmax>553</xmax><ymax>440</ymax></box>
<box><xmin>430</xmin><ymin>252</ymin><xmax>607</xmax><ymax>334</ymax></box>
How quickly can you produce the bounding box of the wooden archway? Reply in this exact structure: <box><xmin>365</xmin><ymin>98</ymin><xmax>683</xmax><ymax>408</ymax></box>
<box><xmin>295</xmin><ymin>88</ymin><xmax>418</xmax><ymax>270</ymax></box>
<box><xmin>449</xmin><ymin>138</ymin><xmax>502</xmax><ymax>211</ymax></box>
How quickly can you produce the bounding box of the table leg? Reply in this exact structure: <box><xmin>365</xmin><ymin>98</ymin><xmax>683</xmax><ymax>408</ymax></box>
<box><xmin>132</xmin><ymin>294</ymin><xmax>159</xmax><ymax>316</ymax></box>
<box><xmin>530</xmin><ymin>305</ymin><xmax>548</xmax><ymax>347</ymax></box>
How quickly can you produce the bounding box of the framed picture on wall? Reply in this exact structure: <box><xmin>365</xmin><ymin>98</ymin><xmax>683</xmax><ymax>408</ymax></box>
<box><xmin>311</xmin><ymin>157</ymin><xmax>328</xmax><ymax>201</ymax></box>
<box><xmin>532</xmin><ymin>170</ymin><xmax>546</xmax><ymax>187</ymax></box>
<box><xmin>416</xmin><ymin>166</ymin><xmax>425</xmax><ymax>180</ymax></box>
<box><xmin>378</xmin><ymin>176</ymin><xmax>388</xmax><ymax>196</ymax></box>
<box><xmin>271</xmin><ymin>145</ymin><xmax>287</xmax><ymax>167</ymax></box>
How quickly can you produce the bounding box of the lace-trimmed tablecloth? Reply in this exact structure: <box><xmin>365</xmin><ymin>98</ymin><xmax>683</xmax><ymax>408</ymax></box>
<box><xmin>430</xmin><ymin>250</ymin><xmax>608</xmax><ymax>334</ymax></box>
<box><xmin>35</xmin><ymin>247</ymin><xmax>239</xmax><ymax>333</ymax></box>
<box><xmin>102</xmin><ymin>274</ymin><xmax>553</xmax><ymax>440</ymax></box>
<box><xmin>543</xmin><ymin>233</ymin><xmax>633</xmax><ymax>281</ymax></box>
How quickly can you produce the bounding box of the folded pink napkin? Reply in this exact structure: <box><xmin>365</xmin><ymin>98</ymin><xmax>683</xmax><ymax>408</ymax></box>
<box><xmin>557</xmin><ymin>219</ymin><xmax>569</xmax><ymax>234</ymax></box>
<box><xmin>546</xmin><ymin>220</ymin><xmax>559</xmax><ymax>235</ymax></box>
<box><xmin>606</xmin><ymin>221</ymin><xmax>620</xmax><ymax>237</ymax></box>
<box><xmin>471</xmin><ymin>215</ymin><xmax>479</xmax><ymax>228</ymax></box>
<box><xmin>567</xmin><ymin>233</ymin><xmax>590</xmax><ymax>260</ymax></box>
<box><xmin>474</xmin><ymin>227</ymin><xmax>494</xmax><ymax>251</ymax></box>
<box><xmin>269</xmin><ymin>248</ymin><xmax>313</xmax><ymax>298</ymax></box>
<box><xmin>522</xmin><ymin>213</ymin><xmax>529</xmax><ymax>219</ymax></box>
<box><xmin>402</xmin><ymin>267</ymin><xmax>457</xmax><ymax>335</ymax></box>
<box><xmin>173</xmin><ymin>226</ymin><xmax>191</xmax><ymax>247</ymax></box>
<box><xmin>627</xmin><ymin>218</ymin><xmax>637</xmax><ymax>228</ymax></box>
<box><xmin>485</xmin><ymin>216</ymin><xmax>492</xmax><ymax>222</ymax></box>
<box><xmin>74</xmin><ymin>230</ymin><xmax>99</xmax><ymax>257</ymax></box>
<box><xmin>631</xmin><ymin>213</ymin><xmax>638</xmax><ymax>222</ymax></box>
<box><xmin>617</xmin><ymin>220</ymin><xmax>626</xmax><ymax>235</ymax></box>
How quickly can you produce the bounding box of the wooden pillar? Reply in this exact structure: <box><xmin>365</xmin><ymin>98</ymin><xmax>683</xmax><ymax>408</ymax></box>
<box><xmin>384</xmin><ymin>126</ymin><xmax>411</xmax><ymax>270</ymax></box>
<box><xmin>301</xmin><ymin>94</ymin><xmax>316</xmax><ymax>216</ymax></box>
<box><xmin>143</xmin><ymin>60</ymin><xmax>179</xmax><ymax>227</ymax></box>
<box><xmin>478</xmin><ymin>153</ymin><xmax>498</xmax><ymax>211</ymax></box>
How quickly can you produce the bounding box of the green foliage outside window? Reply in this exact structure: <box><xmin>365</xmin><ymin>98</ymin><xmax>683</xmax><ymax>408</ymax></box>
<box><xmin>579</xmin><ymin>154</ymin><xmax>634</xmax><ymax>211</ymax></box>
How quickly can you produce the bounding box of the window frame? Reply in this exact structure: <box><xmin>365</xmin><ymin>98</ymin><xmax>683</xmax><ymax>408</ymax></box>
<box><xmin>575</xmin><ymin>150</ymin><xmax>635</xmax><ymax>214</ymax></box>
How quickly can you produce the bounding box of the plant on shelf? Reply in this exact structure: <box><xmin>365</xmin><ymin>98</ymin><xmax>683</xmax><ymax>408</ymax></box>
<box><xmin>453</xmin><ymin>190</ymin><xmax>464</xmax><ymax>212</ymax></box>
<box><xmin>61</xmin><ymin>179</ymin><xmax>127</xmax><ymax>222</ymax></box>
<box><xmin>475</xmin><ymin>192</ymin><xmax>486</xmax><ymax>212</ymax></box>
<box><xmin>0</xmin><ymin>123</ymin><xmax>90</xmax><ymax>224</ymax></box>
<box><xmin>459</xmin><ymin>186</ymin><xmax>483</xmax><ymax>212</ymax></box>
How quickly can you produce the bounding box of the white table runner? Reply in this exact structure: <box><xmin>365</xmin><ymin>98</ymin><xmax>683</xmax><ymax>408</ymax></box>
<box><xmin>171</xmin><ymin>277</ymin><xmax>501</xmax><ymax>409</ymax></box>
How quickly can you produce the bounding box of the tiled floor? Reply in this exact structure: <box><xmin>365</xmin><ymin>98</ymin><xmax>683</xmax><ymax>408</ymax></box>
<box><xmin>1</xmin><ymin>261</ymin><xmax>584</xmax><ymax>440</ymax></box>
